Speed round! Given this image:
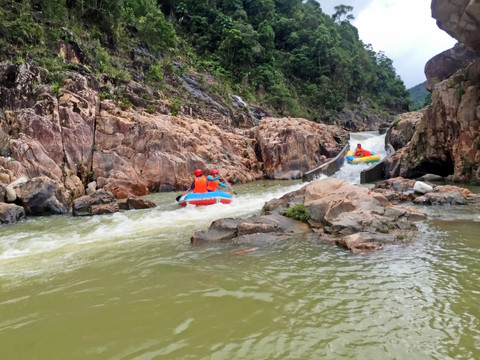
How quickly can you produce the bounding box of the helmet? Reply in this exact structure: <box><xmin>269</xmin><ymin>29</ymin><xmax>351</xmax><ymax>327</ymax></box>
<box><xmin>194</xmin><ymin>169</ymin><xmax>203</xmax><ymax>176</ymax></box>
<box><xmin>357</xmin><ymin>143</ymin><xmax>362</xmax><ymax>147</ymax></box>
<box><xmin>211</xmin><ymin>169</ymin><xmax>219</xmax><ymax>175</ymax></box>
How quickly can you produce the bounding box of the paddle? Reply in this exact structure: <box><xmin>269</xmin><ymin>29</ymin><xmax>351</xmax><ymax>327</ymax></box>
<box><xmin>218</xmin><ymin>172</ymin><xmax>238</xmax><ymax>195</ymax></box>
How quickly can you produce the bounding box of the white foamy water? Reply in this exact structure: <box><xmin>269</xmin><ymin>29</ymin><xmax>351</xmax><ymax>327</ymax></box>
<box><xmin>0</xmin><ymin>181</ymin><xmax>306</xmax><ymax>277</ymax></box>
<box><xmin>331</xmin><ymin>131</ymin><xmax>387</xmax><ymax>184</ymax></box>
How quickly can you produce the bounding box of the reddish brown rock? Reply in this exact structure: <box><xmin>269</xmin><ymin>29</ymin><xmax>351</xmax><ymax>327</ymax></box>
<box><xmin>385</xmin><ymin>58</ymin><xmax>480</xmax><ymax>183</ymax></box>
<box><xmin>387</xmin><ymin>111</ymin><xmax>424</xmax><ymax>150</ymax></box>
<box><xmin>126</xmin><ymin>196</ymin><xmax>156</xmax><ymax>210</ymax></box>
<box><xmin>92</xmin><ymin>103</ymin><xmax>264</xmax><ymax>196</ymax></box>
<box><xmin>72</xmin><ymin>190</ymin><xmax>119</xmax><ymax>216</ymax></box>
<box><xmin>335</xmin><ymin>233</ymin><xmax>384</xmax><ymax>254</ymax></box>
<box><xmin>252</xmin><ymin>117</ymin><xmax>348</xmax><ymax>180</ymax></box>
<box><xmin>0</xmin><ymin>62</ymin><xmax>350</xmax><ymax>208</ymax></box>
<box><xmin>192</xmin><ymin>178</ymin><xmax>427</xmax><ymax>253</ymax></box>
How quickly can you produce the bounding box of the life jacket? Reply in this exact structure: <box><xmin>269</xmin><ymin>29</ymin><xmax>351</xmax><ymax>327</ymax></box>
<box><xmin>355</xmin><ymin>148</ymin><xmax>371</xmax><ymax>157</ymax></box>
<box><xmin>206</xmin><ymin>179</ymin><xmax>219</xmax><ymax>192</ymax></box>
<box><xmin>193</xmin><ymin>176</ymin><xmax>207</xmax><ymax>193</ymax></box>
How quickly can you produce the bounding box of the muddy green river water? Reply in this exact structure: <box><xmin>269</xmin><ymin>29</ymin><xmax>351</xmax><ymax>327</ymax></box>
<box><xmin>1</xmin><ymin>178</ymin><xmax>479</xmax><ymax>360</ymax></box>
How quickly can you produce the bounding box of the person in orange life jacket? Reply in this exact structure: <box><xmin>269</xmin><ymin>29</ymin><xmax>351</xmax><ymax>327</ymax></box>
<box><xmin>355</xmin><ymin>143</ymin><xmax>372</xmax><ymax>157</ymax></box>
<box><xmin>187</xmin><ymin>169</ymin><xmax>207</xmax><ymax>193</ymax></box>
<box><xmin>206</xmin><ymin>169</ymin><xmax>227</xmax><ymax>192</ymax></box>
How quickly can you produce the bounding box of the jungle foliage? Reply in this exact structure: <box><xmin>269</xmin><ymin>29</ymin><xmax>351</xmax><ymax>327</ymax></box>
<box><xmin>0</xmin><ymin>0</ymin><xmax>411</xmax><ymax>119</ymax></box>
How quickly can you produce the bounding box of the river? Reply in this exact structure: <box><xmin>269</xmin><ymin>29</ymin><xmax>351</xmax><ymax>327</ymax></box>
<box><xmin>1</xmin><ymin>132</ymin><xmax>479</xmax><ymax>360</ymax></box>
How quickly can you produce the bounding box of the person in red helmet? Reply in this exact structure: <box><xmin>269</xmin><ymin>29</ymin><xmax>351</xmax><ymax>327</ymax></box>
<box><xmin>187</xmin><ymin>168</ymin><xmax>207</xmax><ymax>193</ymax></box>
<box><xmin>355</xmin><ymin>143</ymin><xmax>371</xmax><ymax>157</ymax></box>
<box><xmin>206</xmin><ymin>169</ymin><xmax>227</xmax><ymax>192</ymax></box>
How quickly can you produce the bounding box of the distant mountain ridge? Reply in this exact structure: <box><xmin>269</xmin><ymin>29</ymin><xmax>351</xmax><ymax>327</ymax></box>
<box><xmin>408</xmin><ymin>81</ymin><xmax>430</xmax><ymax>110</ymax></box>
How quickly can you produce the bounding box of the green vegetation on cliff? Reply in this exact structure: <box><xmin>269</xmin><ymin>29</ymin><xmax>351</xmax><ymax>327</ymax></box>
<box><xmin>0</xmin><ymin>0</ymin><xmax>410</xmax><ymax>120</ymax></box>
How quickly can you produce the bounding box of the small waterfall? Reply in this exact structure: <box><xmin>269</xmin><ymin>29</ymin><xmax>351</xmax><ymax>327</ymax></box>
<box><xmin>330</xmin><ymin>131</ymin><xmax>386</xmax><ymax>184</ymax></box>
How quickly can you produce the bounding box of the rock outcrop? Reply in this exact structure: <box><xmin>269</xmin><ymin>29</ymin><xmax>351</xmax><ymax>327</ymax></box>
<box><xmin>251</xmin><ymin>117</ymin><xmax>347</xmax><ymax>180</ymax></box>
<box><xmin>385</xmin><ymin>56</ymin><xmax>480</xmax><ymax>182</ymax></box>
<box><xmin>192</xmin><ymin>178</ymin><xmax>427</xmax><ymax>254</ymax></box>
<box><xmin>432</xmin><ymin>0</ymin><xmax>480</xmax><ymax>51</ymax></box>
<box><xmin>384</xmin><ymin>0</ymin><xmax>480</xmax><ymax>183</ymax></box>
<box><xmin>373</xmin><ymin>177</ymin><xmax>480</xmax><ymax>206</ymax></box>
<box><xmin>387</xmin><ymin>111</ymin><xmax>424</xmax><ymax>150</ymax></box>
<box><xmin>192</xmin><ymin>177</ymin><xmax>478</xmax><ymax>253</ymax></box>
<box><xmin>72</xmin><ymin>190</ymin><xmax>119</xmax><ymax>216</ymax></box>
<box><xmin>0</xmin><ymin>202</ymin><xmax>26</xmax><ymax>224</ymax></box>
<box><xmin>0</xmin><ymin>61</ymin><xmax>349</xmax><ymax>213</ymax></box>
<box><xmin>424</xmin><ymin>43</ymin><xmax>477</xmax><ymax>91</ymax></box>
<box><xmin>12</xmin><ymin>176</ymin><xmax>69</xmax><ymax>216</ymax></box>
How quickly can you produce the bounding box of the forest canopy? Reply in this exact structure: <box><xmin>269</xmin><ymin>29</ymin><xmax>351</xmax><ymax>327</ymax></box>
<box><xmin>0</xmin><ymin>0</ymin><xmax>411</xmax><ymax>119</ymax></box>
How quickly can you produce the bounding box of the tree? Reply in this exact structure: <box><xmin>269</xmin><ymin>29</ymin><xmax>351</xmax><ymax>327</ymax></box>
<box><xmin>332</xmin><ymin>5</ymin><xmax>354</xmax><ymax>24</ymax></box>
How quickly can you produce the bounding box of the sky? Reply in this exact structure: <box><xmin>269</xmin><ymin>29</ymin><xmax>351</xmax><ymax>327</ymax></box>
<box><xmin>318</xmin><ymin>0</ymin><xmax>457</xmax><ymax>88</ymax></box>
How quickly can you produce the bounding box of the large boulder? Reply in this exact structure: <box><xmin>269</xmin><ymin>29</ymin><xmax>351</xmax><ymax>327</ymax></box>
<box><xmin>387</xmin><ymin>111</ymin><xmax>424</xmax><ymax>150</ymax></box>
<box><xmin>424</xmin><ymin>43</ymin><xmax>477</xmax><ymax>91</ymax></box>
<box><xmin>192</xmin><ymin>178</ymin><xmax>427</xmax><ymax>253</ymax></box>
<box><xmin>72</xmin><ymin>190</ymin><xmax>119</xmax><ymax>216</ymax></box>
<box><xmin>300</xmin><ymin>179</ymin><xmax>425</xmax><ymax>236</ymax></box>
<box><xmin>0</xmin><ymin>203</ymin><xmax>26</xmax><ymax>225</ymax></box>
<box><xmin>12</xmin><ymin>176</ymin><xmax>69</xmax><ymax>215</ymax></box>
<box><xmin>432</xmin><ymin>0</ymin><xmax>480</xmax><ymax>52</ymax></box>
<box><xmin>125</xmin><ymin>196</ymin><xmax>156</xmax><ymax>210</ymax></box>
<box><xmin>251</xmin><ymin>117</ymin><xmax>348</xmax><ymax>180</ymax></box>
<box><xmin>191</xmin><ymin>214</ymin><xmax>312</xmax><ymax>246</ymax></box>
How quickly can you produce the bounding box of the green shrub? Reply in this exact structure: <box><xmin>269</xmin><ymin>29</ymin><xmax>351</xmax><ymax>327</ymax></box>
<box><xmin>51</xmin><ymin>81</ymin><xmax>62</xmax><ymax>97</ymax></box>
<box><xmin>146</xmin><ymin>104</ymin><xmax>156</xmax><ymax>114</ymax></box>
<box><xmin>390</xmin><ymin>118</ymin><xmax>401</xmax><ymax>128</ymax></box>
<box><xmin>169</xmin><ymin>98</ymin><xmax>181</xmax><ymax>116</ymax></box>
<box><xmin>285</xmin><ymin>204</ymin><xmax>311</xmax><ymax>222</ymax></box>
<box><xmin>99</xmin><ymin>92</ymin><xmax>114</xmax><ymax>100</ymax></box>
<box><xmin>117</xmin><ymin>97</ymin><xmax>132</xmax><ymax>110</ymax></box>
<box><xmin>146</xmin><ymin>63</ymin><xmax>164</xmax><ymax>84</ymax></box>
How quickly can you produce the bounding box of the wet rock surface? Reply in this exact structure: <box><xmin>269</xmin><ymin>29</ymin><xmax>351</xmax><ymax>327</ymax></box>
<box><xmin>191</xmin><ymin>178</ymin><xmax>440</xmax><ymax>254</ymax></box>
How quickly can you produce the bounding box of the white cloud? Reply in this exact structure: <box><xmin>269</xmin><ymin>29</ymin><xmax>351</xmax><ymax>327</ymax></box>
<box><xmin>318</xmin><ymin>0</ymin><xmax>457</xmax><ymax>88</ymax></box>
<box><xmin>352</xmin><ymin>0</ymin><xmax>457</xmax><ymax>87</ymax></box>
